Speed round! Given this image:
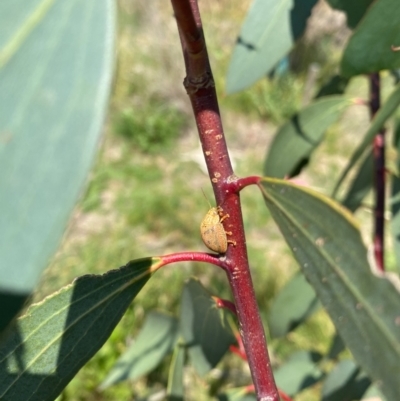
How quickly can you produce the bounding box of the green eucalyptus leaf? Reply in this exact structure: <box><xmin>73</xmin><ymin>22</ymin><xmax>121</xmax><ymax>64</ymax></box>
<box><xmin>326</xmin><ymin>333</ymin><xmax>346</xmax><ymax>360</ymax></box>
<box><xmin>315</xmin><ymin>75</ymin><xmax>350</xmax><ymax>98</ymax></box>
<box><xmin>322</xmin><ymin>359</ymin><xmax>370</xmax><ymax>401</ymax></box>
<box><xmin>333</xmin><ymin>82</ymin><xmax>400</xmax><ymax>196</ymax></box>
<box><xmin>341</xmin><ymin>148</ymin><xmax>373</xmax><ymax>212</ymax></box>
<box><xmin>0</xmin><ymin>258</ymin><xmax>155</xmax><ymax>401</ymax></box>
<box><xmin>264</xmin><ymin>96</ymin><xmax>352</xmax><ymax>178</ymax></box>
<box><xmin>259</xmin><ymin>177</ymin><xmax>400</xmax><ymax>401</ymax></box>
<box><xmin>180</xmin><ymin>279</ymin><xmax>235</xmax><ymax>377</ymax></box>
<box><xmin>0</xmin><ymin>0</ymin><xmax>115</xmax><ymax>327</ymax></box>
<box><xmin>226</xmin><ymin>0</ymin><xmax>317</xmax><ymax>94</ymax></box>
<box><xmin>340</xmin><ymin>0</ymin><xmax>400</xmax><ymax>77</ymax></box>
<box><xmin>274</xmin><ymin>350</ymin><xmax>323</xmax><ymax>396</ymax></box>
<box><xmin>101</xmin><ymin>311</ymin><xmax>179</xmax><ymax>389</ymax></box>
<box><xmin>268</xmin><ymin>271</ymin><xmax>319</xmax><ymax>338</ymax></box>
<box><xmin>167</xmin><ymin>342</ymin><xmax>186</xmax><ymax>401</ymax></box>
<box><xmin>325</xmin><ymin>0</ymin><xmax>373</xmax><ymax>29</ymax></box>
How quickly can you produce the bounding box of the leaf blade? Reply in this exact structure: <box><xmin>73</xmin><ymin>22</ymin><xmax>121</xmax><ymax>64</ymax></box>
<box><xmin>0</xmin><ymin>0</ymin><xmax>115</xmax><ymax>299</ymax></box>
<box><xmin>264</xmin><ymin>96</ymin><xmax>352</xmax><ymax>178</ymax></box>
<box><xmin>0</xmin><ymin>258</ymin><xmax>156</xmax><ymax>401</ymax></box>
<box><xmin>259</xmin><ymin>178</ymin><xmax>400</xmax><ymax>401</ymax></box>
<box><xmin>340</xmin><ymin>0</ymin><xmax>400</xmax><ymax>77</ymax></box>
<box><xmin>226</xmin><ymin>0</ymin><xmax>317</xmax><ymax>94</ymax></box>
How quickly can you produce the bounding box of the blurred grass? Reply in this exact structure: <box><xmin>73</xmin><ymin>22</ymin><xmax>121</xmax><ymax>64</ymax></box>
<box><xmin>33</xmin><ymin>1</ymin><xmax>369</xmax><ymax>400</ymax></box>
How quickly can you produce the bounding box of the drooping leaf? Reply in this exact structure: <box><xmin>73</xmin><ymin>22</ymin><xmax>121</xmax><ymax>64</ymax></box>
<box><xmin>325</xmin><ymin>0</ymin><xmax>373</xmax><ymax>29</ymax></box>
<box><xmin>259</xmin><ymin>178</ymin><xmax>400</xmax><ymax>401</ymax></box>
<box><xmin>340</xmin><ymin>0</ymin><xmax>400</xmax><ymax>77</ymax></box>
<box><xmin>264</xmin><ymin>96</ymin><xmax>352</xmax><ymax>178</ymax></box>
<box><xmin>180</xmin><ymin>279</ymin><xmax>235</xmax><ymax>376</ymax></box>
<box><xmin>341</xmin><ymin>148</ymin><xmax>373</xmax><ymax>212</ymax></box>
<box><xmin>0</xmin><ymin>0</ymin><xmax>115</xmax><ymax>328</ymax></box>
<box><xmin>333</xmin><ymin>82</ymin><xmax>400</xmax><ymax>196</ymax></box>
<box><xmin>167</xmin><ymin>341</ymin><xmax>186</xmax><ymax>401</ymax></box>
<box><xmin>268</xmin><ymin>271</ymin><xmax>319</xmax><ymax>338</ymax></box>
<box><xmin>101</xmin><ymin>311</ymin><xmax>179</xmax><ymax>389</ymax></box>
<box><xmin>226</xmin><ymin>0</ymin><xmax>318</xmax><ymax>94</ymax></box>
<box><xmin>0</xmin><ymin>258</ymin><xmax>156</xmax><ymax>401</ymax></box>
<box><xmin>322</xmin><ymin>359</ymin><xmax>370</xmax><ymax>401</ymax></box>
<box><xmin>274</xmin><ymin>350</ymin><xmax>323</xmax><ymax>396</ymax></box>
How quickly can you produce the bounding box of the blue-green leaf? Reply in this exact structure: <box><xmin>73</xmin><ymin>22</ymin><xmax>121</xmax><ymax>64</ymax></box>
<box><xmin>264</xmin><ymin>96</ymin><xmax>352</xmax><ymax>178</ymax></box>
<box><xmin>259</xmin><ymin>178</ymin><xmax>400</xmax><ymax>401</ymax></box>
<box><xmin>0</xmin><ymin>0</ymin><xmax>115</xmax><ymax>318</ymax></box>
<box><xmin>268</xmin><ymin>271</ymin><xmax>319</xmax><ymax>338</ymax></box>
<box><xmin>226</xmin><ymin>0</ymin><xmax>317</xmax><ymax>94</ymax></box>
<box><xmin>340</xmin><ymin>0</ymin><xmax>400</xmax><ymax>77</ymax></box>
<box><xmin>274</xmin><ymin>350</ymin><xmax>323</xmax><ymax>396</ymax></box>
<box><xmin>101</xmin><ymin>311</ymin><xmax>179</xmax><ymax>389</ymax></box>
<box><xmin>180</xmin><ymin>279</ymin><xmax>235</xmax><ymax>376</ymax></box>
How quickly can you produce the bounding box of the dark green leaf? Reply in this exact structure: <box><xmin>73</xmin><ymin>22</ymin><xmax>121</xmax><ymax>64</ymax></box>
<box><xmin>274</xmin><ymin>350</ymin><xmax>323</xmax><ymax>396</ymax></box>
<box><xmin>268</xmin><ymin>271</ymin><xmax>319</xmax><ymax>338</ymax></box>
<box><xmin>167</xmin><ymin>342</ymin><xmax>186</xmax><ymax>401</ymax></box>
<box><xmin>341</xmin><ymin>148</ymin><xmax>373</xmax><ymax>212</ymax></box>
<box><xmin>0</xmin><ymin>258</ymin><xmax>155</xmax><ymax>401</ymax></box>
<box><xmin>0</xmin><ymin>0</ymin><xmax>115</xmax><ymax>327</ymax></box>
<box><xmin>326</xmin><ymin>333</ymin><xmax>346</xmax><ymax>360</ymax></box>
<box><xmin>180</xmin><ymin>279</ymin><xmax>235</xmax><ymax>376</ymax></box>
<box><xmin>325</xmin><ymin>0</ymin><xmax>373</xmax><ymax>28</ymax></box>
<box><xmin>315</xmin><ymin>75</ymin><xmax>350</xmax><ymax>98</ymax></box>
<box><xmin>259</xmin><ymin>178</ymin><xmax>400</xmax><ymax>401</ymax></box>
<box><xmin>333</xmin><ymin>82</ymin><xmax>400</xmax><ymax>196</ymax></box>
<box><xmin>340</xmin><ymin>0</ymin><xmax>400</xmax><ymax>77</ymax></box>
<box><xmin>226</xmin><ymin>0</ymin><xmax>317</xmax><ymax>94</ymax></box>
<box><xmin>264</xmin><ymin>96</ymin><xmax>352</xmax><ymax>178</ymax></box>
<box><xmin>101</xmin><ymin>311</ymin><xmax>179</xmax><ymax>389</ymax></box>
<box><xmin>322</xmin><ymin>359</ymin><xmax>370</xmax><ymax>401</ymax></box>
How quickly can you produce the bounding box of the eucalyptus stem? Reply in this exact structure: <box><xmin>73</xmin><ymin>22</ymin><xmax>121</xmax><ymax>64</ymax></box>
<box><xmin>369</xmin><ymin>72</ymin><xmax>385</xmax><ymax>271</ymax></box>
<box><xmin>170</xmin><ymin>1</ymin><xmax>278</xmax><ymax>399</ymax></box>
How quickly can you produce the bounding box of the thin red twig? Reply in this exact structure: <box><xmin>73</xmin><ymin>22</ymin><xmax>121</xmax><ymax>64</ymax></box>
<box><xmin>159</xmin><ymin>251</ymin><xmax>228</xmax><ymax>270</ymax></box>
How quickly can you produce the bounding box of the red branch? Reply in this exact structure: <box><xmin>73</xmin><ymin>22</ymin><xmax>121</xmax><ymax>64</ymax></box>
<box><xmin>369</xmin><ymin>73</ymin><xmax>385</xmax><ymax>271</ymax></box>
<box><xmin>170</xmin><ymin>1</ymin><xmax>278</xmax><ymax>400</ymax></box>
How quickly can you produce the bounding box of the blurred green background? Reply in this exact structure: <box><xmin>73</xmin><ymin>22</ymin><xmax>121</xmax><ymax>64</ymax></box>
<box><xmin>30</xmin><ymin>1</ymin><xmax>380</xmax><ymax>400</ymax></box>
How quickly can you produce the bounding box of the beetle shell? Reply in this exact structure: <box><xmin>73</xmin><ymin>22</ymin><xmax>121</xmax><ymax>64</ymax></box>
<box><xmin>200</xmin><ymin>206</ymin><xmax>228</xmax><ymax>253</ymax></box>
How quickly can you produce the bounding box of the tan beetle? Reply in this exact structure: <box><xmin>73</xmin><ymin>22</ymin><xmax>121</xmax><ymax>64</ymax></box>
<box><xmin>200</xmin><ymin>205</ymin><xmax>236</xmax><ymax>253</ymax></box>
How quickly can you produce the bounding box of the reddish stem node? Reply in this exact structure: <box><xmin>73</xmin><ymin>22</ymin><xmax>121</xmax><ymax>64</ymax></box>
<box><xmin>213</xmin><ymin>297</ymin><xmax>237</xmax><ymax>315</ymax></box>
<box><xmin>224</xmin><ymin>175</ymin><xmax>262</xmax><ymax>194</ymax></box>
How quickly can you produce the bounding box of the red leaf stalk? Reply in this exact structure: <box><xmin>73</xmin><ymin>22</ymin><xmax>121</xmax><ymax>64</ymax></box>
<box><xmin>170</xmin><ymin>1</ymin><xmax>278</xmax><ymax>400</ymax></box>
